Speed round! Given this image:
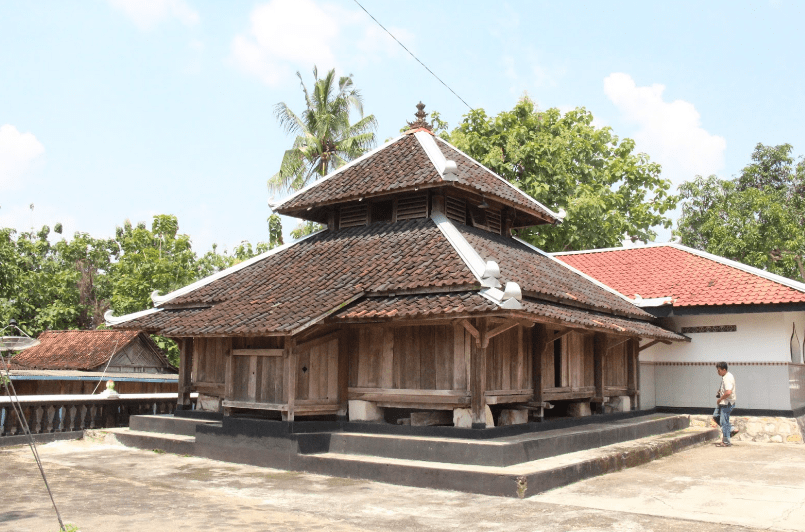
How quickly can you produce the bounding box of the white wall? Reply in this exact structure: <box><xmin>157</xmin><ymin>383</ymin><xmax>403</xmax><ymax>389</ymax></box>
<box><xmin>639</xmin><ymin>310</ymin><xmax>805</xmax><ymax>411</ymax></box>
<box><xmin>641</xmin><ymin>312</ymin><xmax>805</xmax><ymax>364</ymax></box>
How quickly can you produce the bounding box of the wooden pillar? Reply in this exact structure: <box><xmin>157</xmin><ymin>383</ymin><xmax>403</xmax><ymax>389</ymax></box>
<box><xmin>532</xmin><ymin>324</ymin><xmax>547</xmax><ymax>408</ymax></box>
<box><xmin>283</xmin><ymin>336</ymin><xmax>297</xmax><ymax>422</ymax></box>
<box><xmin>593</xmin><ymin>333</ymin><xmax>606</xmax><ymax>414</ymax></box>
<box><xmin>470</xmin><ymin>318</ymin><xmax>488</xmax><ymax>428</ymax></box>
<box><xmin>627</xmin><ymin>338</ymin><xmax>639</xmax><ymax>410</ymax></box>
<box><xmin>337</xmin><ymin>330</ymin><xmax>349</xmax><ymax>417</ymax></box>
<box><xmin>178</xmin><ymin>338</ymin><xmax>194</xmax><ymax>409</ymax></box>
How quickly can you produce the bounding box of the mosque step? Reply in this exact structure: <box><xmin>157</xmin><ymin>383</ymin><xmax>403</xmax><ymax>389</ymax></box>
<box><xmin>326</xmin><ymin>413</ymin><xmax>691</xmax><ymax>466</ymax></box>
<box><xmin>98</xmin><ymin>427</ymin><xmax>196</xmax><ymax>455</ymax></box>
<box><xmin>301</xmin><ymin>426</ymin><xmax>720</xmax><ymax>498</ymax></box>
<box><xmin>129</xmin><ymin>414</ymin><xmax>221</xmax><ymax>437</ymax></box>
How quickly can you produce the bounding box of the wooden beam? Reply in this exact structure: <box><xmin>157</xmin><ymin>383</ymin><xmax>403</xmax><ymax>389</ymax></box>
<box><xmin>606</xmin><ymin>337</ymin><xmax>631</xmax><ymax>352</ymax></box>
<box><xmin>628</xmin><ymin>338</ymin><xmax>638</xmax><ymax>410</ymax></box>
<box><xmin>639</xmin><ymin>339</ymin><xmax>662</xmax><ymax>352</ymax></box>
<box><xmin>232</xmin><ymin>348</ymin><xmax>283</xmax><ymax>357</ymax></box>
<box><xmin>593</xmin><ymin>333</ymin><xmax>606</xmax><ymax>414</ymax></box>
<box><xmin>296</xmin><ymin>330</ymin><xmax>341</xmax><ymax>353</ymax></box>
<box><xmin>532</xmin><ymin>324</ymin><xmax>547</xmax><ymax>415</ymax></box>
<box><xmin>283</xmin><ymin>337</ymin><xmax>297</xmax><ymax>422</ymax></box>
<box><xmin>546</xmin><ymin>328</ymin><xmax>573</xmax><ymax>344</ymax></box>
<box><xmin>481</xmin><ymin>320</ymin><xmax>519</xmax><ymax>348</ymax></box>
<box><xmin>177</xmin><ymin>338</ymin><xmax>193</xmax><ymax>409</ymax></box>
<box><xmin>470</xmin><ymin>318</ymin><xmax>488</xmax><ymax>427</ymax></box>
<box><xmin>459</xmin><ymin>319</ymin><xmax>481</xmax><ymax>345</ymax></box>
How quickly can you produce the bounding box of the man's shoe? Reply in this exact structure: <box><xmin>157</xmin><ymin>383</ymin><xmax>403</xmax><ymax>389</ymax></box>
<box><xmin>730</xmin><ymin>428</ymin><xmax>739</xmax><ymax>437</ymax></box>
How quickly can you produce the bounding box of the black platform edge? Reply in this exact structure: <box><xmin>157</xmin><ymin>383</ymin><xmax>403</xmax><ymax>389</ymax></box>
<box><xmin>0</xmin><ymin>431</ymin><xmax>83</xmax><ymax>447</ymax></box>
<box><xmin>173</xmin><ymin>409</ymin><xmax>224</xmax><ymax>421</ymax></box>
<box><xmin>195</xmin><ymin>409</ymin><xmax>671</xmax><ymax>441</ymax></box>
<box><xmin>656</xmin><ymin>406</ymin><xmax>797</xmax><ymax>418</ymax></box>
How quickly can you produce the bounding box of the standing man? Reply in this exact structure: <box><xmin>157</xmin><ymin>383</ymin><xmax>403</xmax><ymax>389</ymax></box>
<box><xmin>712</xmin><ymin>361</ymin><xmax>738</xmax><ymax>447</ymax></box>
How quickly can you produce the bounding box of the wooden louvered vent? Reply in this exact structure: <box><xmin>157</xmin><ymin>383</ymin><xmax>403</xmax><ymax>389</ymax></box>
<box><xmin>396</xmin><ymin>194</ymin><xmax>428</xmax><ymax>221</ymax></box>
<box><xmin>445</xmin><ymin>195</ymin><xmax>466</xmax><ymax>225</ymax></box>
<box><xmin>339</xmin><ymin>204</ymin><xmax>368</xmax><ymax>228</ymax></box>
<box><xmin>486</xmin><ymin>209</ymin><xmax>502</xmax><ymax>234</ymax></box>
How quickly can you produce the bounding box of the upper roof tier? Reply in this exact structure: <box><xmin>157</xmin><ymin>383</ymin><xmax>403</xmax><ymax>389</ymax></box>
<box><xmin>272</xmin><ymin>129</ymin><xmax>563</xmax><ymax>228</ymax></box>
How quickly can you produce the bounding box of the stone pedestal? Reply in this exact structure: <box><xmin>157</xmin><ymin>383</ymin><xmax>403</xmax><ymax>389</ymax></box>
<box><xmin>453</xmin><ymin>408</ymin><xmax>472</xmax><ymax>428</ymax></box>
<box><xmin>453</xmin><ymin>406</ymin><xmax>495</xmax><ymax>428</ymax></box>
<box><xmin>411</xmin><ymin>411</ymin><xmax>453</xmax><ymax>426</ymax></box>
<box><xmin>567</xmin><ymin>402</ymin><xmax>591</xmax><ymax>417</ymax></box>
<box><xmin>348</xmin><ymin>400</ymin><xmax>384</xmax><ymax>422</ymax></box>
<box><xmin>197</xmin><ymin>394</ymin><xmax>222</xmax><ymax>412</ymax></box>
<box><xmin>498</xmin><ymin>409</ymin><xmax>528</xmax><ymax>426</ymax></box>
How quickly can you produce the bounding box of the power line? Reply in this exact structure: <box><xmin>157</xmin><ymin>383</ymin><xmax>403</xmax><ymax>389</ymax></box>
<box><xmin>352</xmin><ymin>0</ymin><xmax>473</xmax><ymax>111</ymax></box>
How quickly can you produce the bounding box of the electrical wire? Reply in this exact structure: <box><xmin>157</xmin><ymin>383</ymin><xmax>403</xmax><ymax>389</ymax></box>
<box><xmin>90</xmin><ymin>337</ymin><xmax>120</xmax><ymax>395</ymax></box>
<box><xmin>351</xmin><ymin>0</ymin><xmax>473</xmax><ymax>111</ymax></box>
<box><xmin>1</xmin><ymin>324</ymin><xmax>66</xmax><ymax>531</ymax></box>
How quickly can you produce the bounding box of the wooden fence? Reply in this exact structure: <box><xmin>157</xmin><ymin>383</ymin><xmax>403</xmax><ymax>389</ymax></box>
<box><xmin>0</xmin><ymin>393</ymin><xmax>192</xmax><ymax>436</ymax></box>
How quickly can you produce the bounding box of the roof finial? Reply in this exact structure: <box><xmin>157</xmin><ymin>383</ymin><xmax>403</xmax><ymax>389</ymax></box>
<box><xmin>406</xmin><ymin>101</ymin><xmax>432</xmax><ymax>132</ymax></box>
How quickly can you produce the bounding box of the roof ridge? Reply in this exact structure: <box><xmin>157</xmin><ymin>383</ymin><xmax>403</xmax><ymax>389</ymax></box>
<box><xmin>670</xmin><ymin>244</ymin><xmax>805</xmax><ymax>294</ymax></box>
<box><xmin>433</xmin><ymin>136</ymin><xmax>563</xmax><ymax>222</ymax></box>
<box><xmin>512</xmin><ymin>236</ymin><xmax>649</xmax><ymax>317</ymax></box>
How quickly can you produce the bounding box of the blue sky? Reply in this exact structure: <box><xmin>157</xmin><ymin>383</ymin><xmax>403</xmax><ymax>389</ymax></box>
<box><xmin>2</xmin><ymin>0</ymin><xmax>803</xmax><ymax>253</ymax></box>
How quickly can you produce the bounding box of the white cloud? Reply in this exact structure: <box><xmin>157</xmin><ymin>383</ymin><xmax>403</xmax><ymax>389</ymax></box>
<box><xmin>231</xmin><ymin>0</ymin><xmax>413</xmax><ymax>86</ymax></box>
<box><xmin>0</xmin><ymin>125</ymin><xmax>45</xmax><ymax>191</ymax></box>
<box><xmin>106</xmin><ymin>0</ymin><xmax>199</xmax><ymax>30</ymax></box>
<box><xmin>604</xmin><ymin>73</ymin><xmax>726</xmax><ymax>186</ymax></box>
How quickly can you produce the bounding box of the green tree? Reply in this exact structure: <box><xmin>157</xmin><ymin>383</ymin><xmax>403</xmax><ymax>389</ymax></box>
<box><xmin>0</xmin><ymin>226</ymin><xmax>116</xmax><ymax>335</ymax></box>
<box><xmin>677</xmin><ymin>143</ymin><xmax>805</xmax><ymax>281</ymax></box>
<box><xmin>269</xmin><ymin>66</ymin><xmax>377</xmax><ymax>193</ymax></box>
<box><xmin>449</xmin><ymin>98</ymin><xmax>677</xmax><ymax>252</ymax></box>
<box><xmin>109</xmin><ymin>215</ymin><xmax>198</xmax><ymax>316</ymax></box>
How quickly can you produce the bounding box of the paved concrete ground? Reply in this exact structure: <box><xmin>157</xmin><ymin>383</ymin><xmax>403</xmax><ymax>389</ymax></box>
<box><xmin>1</xmin><ymin>434</ymin><xmax>803</xmax><ymax>532</ymax></box>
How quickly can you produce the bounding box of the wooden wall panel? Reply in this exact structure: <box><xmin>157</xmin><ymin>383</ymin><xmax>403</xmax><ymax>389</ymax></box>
<box><xmin>193</xmin><ymin>337</ymin><xmax>229</xmax><ymax>387</ymax></box>
<box><xmin>350</xmin><ymin>324</ymin><xmax>458</xmax><ymax>392</ymax></box>
<box><xmin>295</xmin><ymin>338</ymin><xmax>338</xmax><ymax>402</ymax></box>
<box><xmin>605</xmin><ymin>340</ymin><xmax>628</xmax><ymax>387</ymax></box>
<box><xmin>484</xmin><ymin>326</ymin><xmax>531</xmax><ymax>391</ymax></box>
<box><xmin>395</xmin><ymin>327</ymin><xmax>420</xmax><ymax>389</ymax></box>
<box><xmin>567</xmin><ymin>332</ymin><xmax>586</xmax><ymax>389</ymax></box>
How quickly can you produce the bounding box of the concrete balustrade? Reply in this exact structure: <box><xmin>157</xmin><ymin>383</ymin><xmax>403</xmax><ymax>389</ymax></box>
<box><xmin>0</xmin><ymin>393</ymin><xmax>194</xmax><ymax>437</ymax></box>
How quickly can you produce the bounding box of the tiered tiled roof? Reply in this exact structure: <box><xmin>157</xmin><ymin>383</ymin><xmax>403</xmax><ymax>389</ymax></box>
<box><xmin>275</xmin><ymin>131</ymin><xmax>560</xmax><ymax>224</ymax></box>
<box><xmin>554</xmin><ymin>244</ymin><xmax>805</xmax><ymax>307</ymax></box>
<box><xmin>456</xmin><ymin>225</ymin><xmax>650</xmax><ymax>319</ymax></box>
<box><xmin>118</xmin><ymin>220</ymin><xmax>476</xmax><ymax>336</ymax></box>
<box><xmin>10</xmin><ymin>330</ymin><xmax>168</xmax><ymax>371</ymax></box>
<box><xmin>113</xmin><ymin>217</ymin><xmax>683</xmax><ymax>341</ymax></box>
<box><xmin>333</xmin><ymin>292</ymin><xmax>684</xmax><ymax>341</ymax></box>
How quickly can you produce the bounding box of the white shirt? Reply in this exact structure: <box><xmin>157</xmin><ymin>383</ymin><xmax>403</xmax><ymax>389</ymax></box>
<box><xmin>718</xmin><ymin>371</ymin><xmax>736</xmax><ymax>405</ymax></box>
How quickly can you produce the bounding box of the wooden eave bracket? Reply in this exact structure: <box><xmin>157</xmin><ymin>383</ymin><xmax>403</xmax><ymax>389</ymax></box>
<box><xmin>461</xmin><ymin>318</ymin><xmax>523</xmax><ymax>348</ymax></box>
<box><xmin>638</xmin><ymin>339</ymin><xmax>672</xmax><ymax>352</ymax></box>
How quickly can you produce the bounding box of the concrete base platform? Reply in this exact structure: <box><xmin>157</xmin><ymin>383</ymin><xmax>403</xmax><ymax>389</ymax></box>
<box><xmin>0</xmin><ymin>430</ymin><xmax>83</xmax><ymax>447</ymax></box>
<box><xmin>103</xmin><ymin>412</ymin><xmax>720</xmax><ymax>497</ymax></box>
<box><xmin>129</xmin><ymin>414</ymin><xmax>221</xmax><ymax>436</ymax></box>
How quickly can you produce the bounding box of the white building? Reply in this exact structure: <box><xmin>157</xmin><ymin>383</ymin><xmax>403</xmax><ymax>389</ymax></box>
<box><xmin>554</xmin><ymin>243</ymin><xmax>805</xmax><ymax>422</ymax></box>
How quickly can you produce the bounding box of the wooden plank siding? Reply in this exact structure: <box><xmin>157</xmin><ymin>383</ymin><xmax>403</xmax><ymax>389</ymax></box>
<box><xmin>349</xmin><ymin>325</ymin><xmax>458</xmax><ymax>392</ymax></box>
<box><xmin>485</xmin><ymin>325</ymin><xmax>532</xmax><ymax>399</ymax></box>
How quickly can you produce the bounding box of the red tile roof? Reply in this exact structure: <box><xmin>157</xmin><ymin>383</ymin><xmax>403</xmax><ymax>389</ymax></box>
<box><xmin>11</xmin><ymin>330</ymin><xmax>151</xmax><ymax>370</ymax></box>
<box><xmin>554</xmin><ymin>245</ymin><xmax>805</xmax><ymax>307</ymax></box>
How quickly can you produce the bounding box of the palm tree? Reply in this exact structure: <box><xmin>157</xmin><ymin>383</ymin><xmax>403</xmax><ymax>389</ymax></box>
<box><xmin>270</xmin><ymin>67</ymin><xmax>378</xmax><ymax>193</ymax></box>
